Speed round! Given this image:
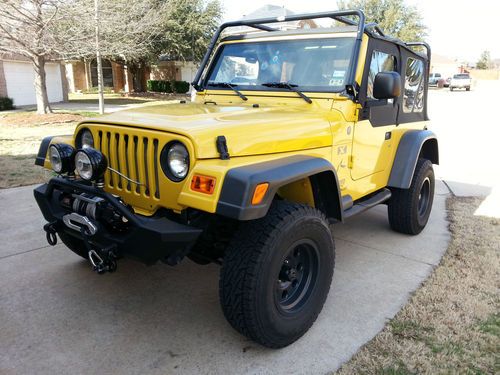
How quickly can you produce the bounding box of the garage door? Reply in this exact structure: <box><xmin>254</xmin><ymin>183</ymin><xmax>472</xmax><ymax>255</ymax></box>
<box><xmin>3</xmin><ymin>61</ymin><xmax>63</xmax><ymax>106</ymax></box>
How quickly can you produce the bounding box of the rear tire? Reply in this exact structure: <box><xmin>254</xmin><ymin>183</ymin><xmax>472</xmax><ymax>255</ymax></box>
<box><xmin>388</xmin><ymin>158</ymin><xmax>435</xmax><ymax>235</ymax></box>
<box><xmin>466</xmin><ymin>87</ymin><xmax>471</xmax><ymax>91</ymax></box>
<box><xmin>58</xmin><ymin>231</ymin><xmax>88</xmax><ymax>259</ymax></box>
<box><xmin>219</xmin><ymin>201</ymin><xmax>335</xmax><ymax>348</ymax></box>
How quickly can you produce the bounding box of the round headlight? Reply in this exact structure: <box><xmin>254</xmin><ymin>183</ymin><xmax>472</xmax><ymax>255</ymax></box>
<box><xmin>49</xmin><ymin>144</ymin><xmax>75</xmax><ymax>174</ymax></box>
<box><xmin>76</xmin><ymin>128</ymin><xmax>94</xmax><ymax>149</ymax></box>
<box><xmin>161</xmin><ymin>142</ymin><xmax>189</xmax><ymax>181</ymax></box>
<box><xmin>75</xmin><ymin>148</ymin><xmax>107</xmax><ymax>181</ymax></box>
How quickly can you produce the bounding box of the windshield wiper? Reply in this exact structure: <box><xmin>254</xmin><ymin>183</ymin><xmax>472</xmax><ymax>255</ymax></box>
<box><xmin>261</xmin><ymin>82</ymin><xmax>312</xmax><ymax>104</ymax></box>
<box><xmin>207</xmin><ymin>82</ymin><xmax>248</xmax><ymax>101</ymax></box>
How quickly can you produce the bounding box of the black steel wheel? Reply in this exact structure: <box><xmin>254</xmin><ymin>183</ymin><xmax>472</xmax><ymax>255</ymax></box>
<box><xmin>275</xmin><ymin>240</ymin><xmax>319</xmax><ymax>314</ymax></box>
<box><xmin>219</xmin><ymin>201</ymin><xmax>335</xmax><ymax>348</ymax></box>
<box><xmin>388</xmin><ymin>158</ymin><xmax>435</xmax><ymax>235</ymax></box>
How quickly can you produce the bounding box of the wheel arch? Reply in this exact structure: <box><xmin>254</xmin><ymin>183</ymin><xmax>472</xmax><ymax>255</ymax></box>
<box><xmin>388</xmin><ymin>130</ymin><xmax>439</xmax><ymax>189</ymax></box>
<box><xmin>215</xmin><ymin>155</ymin><xmax>343</xmax><ymax>222</ymax></box>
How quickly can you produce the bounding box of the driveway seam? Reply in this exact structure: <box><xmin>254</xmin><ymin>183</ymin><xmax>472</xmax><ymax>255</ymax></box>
<box><xmin>335</xmin><ymin>237</ymin><xmax>437</xmax><ymax>266</ymax></box>
<box><xmin>0</xmin><ymin>244</ymin><xmax>51</xmax><ymax>260</ymax></box>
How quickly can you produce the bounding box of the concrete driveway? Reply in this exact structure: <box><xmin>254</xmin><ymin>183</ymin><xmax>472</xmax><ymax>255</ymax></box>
<box><xmin>0</xmin><ymin>181</ymin><xmax>450</xmax><ymax>374</ymax></box>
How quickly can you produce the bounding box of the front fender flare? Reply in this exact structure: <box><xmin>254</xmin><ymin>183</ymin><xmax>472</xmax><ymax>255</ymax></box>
<box><xmin>216</xmin><ymin>155</ymin><xmax>342</xmax><ymax>221</ymax></box>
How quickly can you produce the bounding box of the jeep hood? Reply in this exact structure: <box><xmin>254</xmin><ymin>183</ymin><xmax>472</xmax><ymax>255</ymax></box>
<box><xmin>83</xmin><ymin>102</ymin><xmax>339</xmax><ymax>159</ymax></box>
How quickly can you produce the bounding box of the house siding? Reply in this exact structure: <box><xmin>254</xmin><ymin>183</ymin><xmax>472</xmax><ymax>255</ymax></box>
<box><xmin>150</xmin><ymin>61</ymin><xmax>181</xmax><ymax>81</ymax></box>
<box><xmin>71</xmin><ymin>61</ymin><xmax>89</xmax><ymax>92</ymax></box>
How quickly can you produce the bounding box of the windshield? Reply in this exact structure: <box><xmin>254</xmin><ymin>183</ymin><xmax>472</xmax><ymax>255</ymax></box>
<box><xmin>206</xmin><ymin>37</ymin><xmax>355</xmax><ymax>92</ymax></box>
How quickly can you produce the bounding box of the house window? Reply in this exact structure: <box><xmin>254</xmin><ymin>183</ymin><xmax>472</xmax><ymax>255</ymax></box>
<box><xmin>91</xmin><ymin>59</ymin><xmax>114</xmax><ymax>88</ymax></box>
<box><xmin>367</xmin><ymin>50</ymin><xmax>396</xmax><ymax>99</ymax></box>
<box><xmin>403</xmin><ymin>58</ymin><xmax>424</xmax><ymax>113</ymax></box>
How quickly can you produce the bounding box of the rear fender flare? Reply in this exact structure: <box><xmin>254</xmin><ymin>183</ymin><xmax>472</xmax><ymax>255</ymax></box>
<box><xmin>388</xmin><ymin>130</ymin><xmax>439</xmax><ymax>189</ymax></box>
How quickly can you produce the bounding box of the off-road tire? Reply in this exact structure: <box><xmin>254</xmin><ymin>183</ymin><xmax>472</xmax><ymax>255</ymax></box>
<box><xmin>58</xmin><ymin>231</ymin><xmax>88</xmax><ymax>259</ymax></box>
<box><xmin>466</xmin><ymin>87</ymin><xmax>471</xmax><ymax>91</ymax></box>
<box><xmin>219</xmin><ymin>201</ymin><xmax>335</xmax><ymax>348</ymax></box>
<box><xmin>388</xmin><ymin>158</ymin><xmax>435</xmax><ymax>235</ymax></box>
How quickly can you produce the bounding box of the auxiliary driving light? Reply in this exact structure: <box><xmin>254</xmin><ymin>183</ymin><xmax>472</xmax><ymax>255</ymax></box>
<box><xmin>49</xmin><ymin>143</ymin><xmax>75</xmax><ymax>174</ymax></box>
<box><xmin>74</xmin><ymin>148</ymin><xmax>107</xmax><ymax>181</ymax></box>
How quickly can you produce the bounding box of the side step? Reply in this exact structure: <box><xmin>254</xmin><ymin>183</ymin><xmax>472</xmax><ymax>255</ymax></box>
<box><xmin>342</xmin><ymin>188</ymin><xmax>392</xmax><ymax>219</ymax></box>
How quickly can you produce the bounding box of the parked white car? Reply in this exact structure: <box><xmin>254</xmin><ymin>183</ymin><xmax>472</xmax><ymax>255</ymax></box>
<box><xmin>449</xmin><ymin>73</ymin><xmax>471</xmax><ymax>91</ymax></box>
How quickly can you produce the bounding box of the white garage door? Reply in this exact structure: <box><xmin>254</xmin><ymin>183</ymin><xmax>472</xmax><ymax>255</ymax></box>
<box><xmin>3</xmin><ymin>61</ymin><xmax>63</xmax><ymax>106</ymax></box>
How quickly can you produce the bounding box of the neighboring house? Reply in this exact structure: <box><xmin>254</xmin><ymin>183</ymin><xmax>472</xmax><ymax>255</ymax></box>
<box><xmin>0</xmin><ymin>53</ymin><xmax>68</xmax><ymax>107</ymax></box>
<box><xmin>150</xmin><ymin>57</ymin><xmax>198</xmax><ymax>91</ymax></box>
<box><xmin>66</xmin><ymin>58</ymin><xmax>198</xmax><ymax>94</ymax></box>
<box><xmin>65</xmin><ymin>59</ymin><xmax>149</xmax><ymax>94</ymax></box>
<box><xmin>430</xmin><ymin>54</ymin><xmax>461</xmax><ymax>79</ymax></box>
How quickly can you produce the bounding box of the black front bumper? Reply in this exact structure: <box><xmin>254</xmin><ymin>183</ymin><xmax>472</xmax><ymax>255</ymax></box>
<box><xmin>34</xmin><ymin>178</ymin><xmax>202</xmax><ymax>265</ymax></box>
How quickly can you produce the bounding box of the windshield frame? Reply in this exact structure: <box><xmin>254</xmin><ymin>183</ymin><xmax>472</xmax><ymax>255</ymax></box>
<box><xmin>202</xmin><ymin>35</ymin><xmax>357</xmax><ymax>94</ymax></box>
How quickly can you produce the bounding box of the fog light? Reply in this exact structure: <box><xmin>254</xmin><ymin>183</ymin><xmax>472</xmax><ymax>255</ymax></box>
<box><xmin>49</xmin><ymin>144</ymin><xmax>75</xmax><ymax>174</ymax></box>
<box><xmin>74</xmin><ymin>148</ymin><xmax>107</xmax><ymax>181</ymax></box>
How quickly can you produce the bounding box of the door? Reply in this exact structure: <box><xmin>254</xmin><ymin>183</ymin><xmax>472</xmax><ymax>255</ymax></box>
<box><xmin>3</xmin><ymin>61</ymin><xmax>63</xmax><ymax>106</ymax></box>
<box><xmin>350</xmin><ymin>43</ymin><xmax>400</xmax><ymax>180</ymax></box>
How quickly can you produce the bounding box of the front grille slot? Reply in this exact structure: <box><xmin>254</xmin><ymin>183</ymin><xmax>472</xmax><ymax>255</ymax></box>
<box><xmin>95</xmin><ymin>130</ymin><xmax>161</xmax><ymax>201</ymax></box>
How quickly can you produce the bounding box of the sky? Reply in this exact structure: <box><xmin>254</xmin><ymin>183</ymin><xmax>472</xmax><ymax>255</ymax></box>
<box><xmin>221</xmin><ymin>0</ymin><xmax>500</xmax><ymax>62</ymax></box>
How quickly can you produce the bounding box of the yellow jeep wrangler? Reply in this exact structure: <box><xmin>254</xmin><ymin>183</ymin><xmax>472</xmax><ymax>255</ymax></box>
<box><xmin>34</xmin><ymin>10</ymin><xmax>438</xmax><ymax>348</ymax></box>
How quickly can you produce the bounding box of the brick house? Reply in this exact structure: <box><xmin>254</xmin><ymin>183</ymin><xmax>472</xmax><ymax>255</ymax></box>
<box><xmin>65</xmin><ymin>59</ymin><xmax>150</xmax><ymax>93</ymax></box>
<box><xmin>0</xmin><ymin>53</ymin><xmax>69</xmax><ymax>106</ymax></box>
<box><xmin>65</xmin><ymin>58</ymin><xmax>197</xmax><ymax>94</ymax></box>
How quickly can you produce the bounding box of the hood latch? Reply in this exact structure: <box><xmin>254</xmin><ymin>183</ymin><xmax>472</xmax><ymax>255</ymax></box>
<box><xmin>216</xmin><ymin>136</ymin><xmax>230</xmax><ymax>160</ymax></box>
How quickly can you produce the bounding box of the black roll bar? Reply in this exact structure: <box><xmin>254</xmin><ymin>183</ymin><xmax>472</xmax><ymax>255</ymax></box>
<box><xmin>191</xmin><ymin>9</ymin><xmax>366</xmax><ymax>94</ymax></box>
<box><xmin>405</xmin><ymin>41</ymin><xmax>431</xmax><ymax>62</ymax></box>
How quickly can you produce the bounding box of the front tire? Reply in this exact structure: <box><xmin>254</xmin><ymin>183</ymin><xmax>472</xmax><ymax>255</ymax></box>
<box><xmin>388</xmin><ymin>158</ymin><xmax>435</xmax><ymax>235</ymax></box>
<box><xmin>219</xmin><ymin>201</ymin><xmax>335</xmax><ymax>348</ymax></box>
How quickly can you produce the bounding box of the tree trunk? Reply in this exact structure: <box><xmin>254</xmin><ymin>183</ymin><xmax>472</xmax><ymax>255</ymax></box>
<box><xmin>32</xmin><ymin>55</ymin><xmax>52</xmax><ymax>114</ymax></box>
<box><xmin>95</xmin><ymin>0</ymin><xmax>104</xmax><ymax>114</ymax></box>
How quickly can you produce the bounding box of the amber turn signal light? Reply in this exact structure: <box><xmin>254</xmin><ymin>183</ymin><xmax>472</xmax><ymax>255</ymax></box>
<box><xmin>191</xmin><ymin>175</ymin><xmax>216</xmax><ymax>194</ymax></box>
<box><xmin>252</xmin><ymin>183</ymin><xmax>269</xmax><ymax>205</ymax></box>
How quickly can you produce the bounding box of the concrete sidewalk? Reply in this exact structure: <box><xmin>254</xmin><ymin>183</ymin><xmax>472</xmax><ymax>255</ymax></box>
<box><xmin>0</xmin><ymin>182</ymin><xmax>450</xmax><ymax>375</ymax></box>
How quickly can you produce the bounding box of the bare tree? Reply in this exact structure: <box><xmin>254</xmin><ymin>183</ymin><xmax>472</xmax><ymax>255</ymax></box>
<box><xmin>0</xmin><ymin>0</ymin><xmax>218</xmax><ymax>114</ymax></box>
<box><xmin>54</xmin><ymin>0</ymin><xmax>170</xmax><ymax>113</ymax></box>
<box><xmin>0</xmin><ymin>0</ymin><xmax>73</xmax><ymax>114</ymax></box>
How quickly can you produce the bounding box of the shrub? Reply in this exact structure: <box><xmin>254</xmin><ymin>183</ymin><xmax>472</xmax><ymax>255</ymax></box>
<box><xmin>147</xmin><ymin>80</ymin><xmax>171</xmax><ymax>93</ymax></box>
<box><xmin>172</xmin><ymin>81</ymin><xmax>190</xmax><ymax>94</ymax></box>
<box><xmin>0</xmin><ymin>97</ymin><xmax>14</xmax><ymax>111</ymax></box>
<box><xmin>147</xmin><ymin>80</ymin><xmax>190</xmax><ymax>94</ymax></box>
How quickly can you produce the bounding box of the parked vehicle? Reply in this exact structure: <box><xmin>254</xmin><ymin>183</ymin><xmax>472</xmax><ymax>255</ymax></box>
<box><xmin>33</xmin><ymin>10</ymin><xmax>438</xmax><ymax>348</ymax></box>
<box><xmin>429</xmin><ymin>72</ymin><xmax>442</xmax><ymax>86</ymax></box>
<box><xmin>449</xmin><ymin>73</ymin><xmax>471</xmax><ymax>91</ymax></box>
<box><xmin>444</xmin><ymin>77</ymin><xmax>451</xmax><ymax>87</ymax></box>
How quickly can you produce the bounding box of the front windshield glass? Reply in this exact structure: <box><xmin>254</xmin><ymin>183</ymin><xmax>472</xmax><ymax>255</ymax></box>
<box><xmin>206</xmin><ymin>37</ymin><xmax>355</xmax><ymax>92</ymax></box>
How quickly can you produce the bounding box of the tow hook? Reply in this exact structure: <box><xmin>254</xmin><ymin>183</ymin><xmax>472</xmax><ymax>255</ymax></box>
<box><xmin>44</xmin><ymin>222</ymin><xmax>58</xmax><ymax>246</ymax></box>
<box><xmin>80</xmin><ymin>227</ymin><xmax>117</xmax><ymax>274</ymax></box>
<box><xmin>88</xmin><ymin>248</ymin><xmax>117</xmax><ymax>274</ymax></box>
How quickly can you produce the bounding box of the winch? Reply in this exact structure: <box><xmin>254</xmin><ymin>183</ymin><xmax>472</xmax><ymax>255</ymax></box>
<box><xmin>58</xmin><ymin>192</ymin><xmax>130</xmax><ymax>233</ymax></box>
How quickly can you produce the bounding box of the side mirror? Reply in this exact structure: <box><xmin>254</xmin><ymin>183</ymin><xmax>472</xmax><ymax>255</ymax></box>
<box><xmin>373</xmin><ymin>71</ymin><xmax>401</xmax><ymax>99</ymax></box>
